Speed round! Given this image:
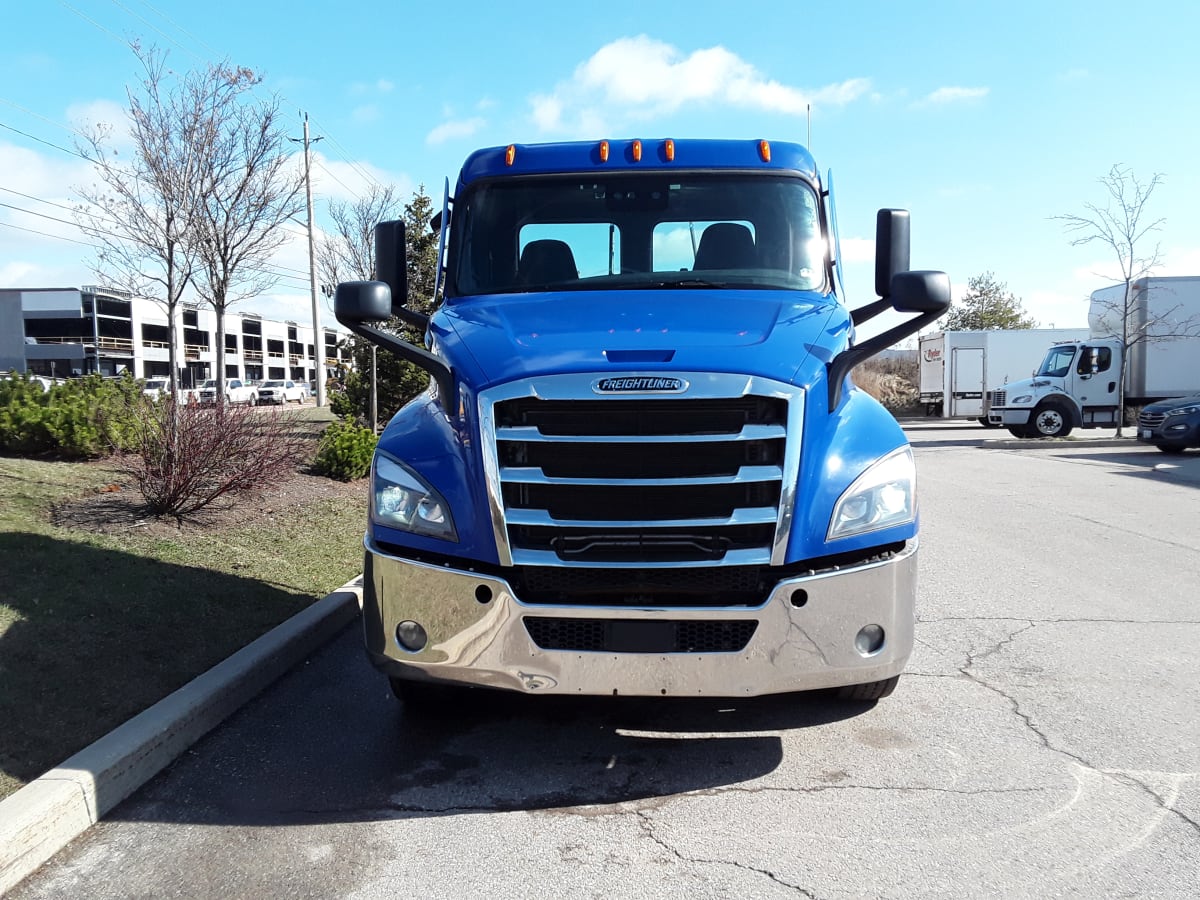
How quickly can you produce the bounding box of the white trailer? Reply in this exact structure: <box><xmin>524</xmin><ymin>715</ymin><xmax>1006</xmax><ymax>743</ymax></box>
<box><xmin>918</xmin><ymin>328</ymin><xmax>1089</xmax><ymax>421</ymax></box>
<box><xmin>988</xmin><ymin>276</ymin><xmax>1200</xmax><ymax>436</ymax></box>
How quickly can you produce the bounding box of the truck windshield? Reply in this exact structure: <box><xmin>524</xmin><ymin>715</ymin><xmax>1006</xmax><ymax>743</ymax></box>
<box><xmin>1036</xmin><ymin>345</ymin><xmax>1077</xmax><ymax>378</ymax></box>
<box><xmin>449</xmin><ymin>173</ymin><xmax>825</xmax><ymax>296</ymax></box>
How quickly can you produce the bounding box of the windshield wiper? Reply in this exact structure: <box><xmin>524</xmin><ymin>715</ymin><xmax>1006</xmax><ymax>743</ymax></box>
<box><xmin>646</xmin><ymin>279</ymin><xmax>727</xmax><ymax>289</ymax></box>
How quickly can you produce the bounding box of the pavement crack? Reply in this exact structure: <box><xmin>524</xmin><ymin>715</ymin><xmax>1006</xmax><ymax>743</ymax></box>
<box><xmin>635</xmin><ymin>809</ymin><xmax>820</xmax><ymax>898</ymax></box>
<box><xmin>957</xmin><ymin>626</ymin><xmax>1200</xmax><ymax>840</ymax></box>
<box><xmin>919</xmin><ymin>615</ymin><xmax>1200</xmax><ymax>626</ymax></box>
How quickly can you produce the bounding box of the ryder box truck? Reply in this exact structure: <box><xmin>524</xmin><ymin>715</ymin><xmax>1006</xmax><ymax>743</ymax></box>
<box><xmin>918</xmin><ymin>328</ymin><xmax>1088</xmax><ymax>422</ymax></box>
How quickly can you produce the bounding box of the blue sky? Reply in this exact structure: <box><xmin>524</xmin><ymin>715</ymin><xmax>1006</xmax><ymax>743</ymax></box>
<box><xmin>3</xmin><ymin>0</ymin><xmax>1199</xmax><ymax>340</ymax></box>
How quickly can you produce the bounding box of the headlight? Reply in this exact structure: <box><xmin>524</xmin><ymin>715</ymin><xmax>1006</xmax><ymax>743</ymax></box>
<box><xmin>371</xmin><ymin>453</ymin><xmax>457</xmax><ymax>541</ymax></box>
<box><xmin>1012</xmin><ymin>394</ymin><xmax>1034</xmax><ymax>405</ymax></box>
<box><xmin>828</xmin><ymin>447</ymin><xmax>916</xmax><ymax>541</ymax></box>
<box><xmin>1164</xmin><ymin>405</ymin><xmax>1200</xmax><ymax>417</ymax></box>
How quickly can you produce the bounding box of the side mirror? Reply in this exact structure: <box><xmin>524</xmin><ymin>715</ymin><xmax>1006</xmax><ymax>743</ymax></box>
<box><xmin>874</xmin><ymin>209</ymin><xmax>911</xmax><ymax>297</ymax></box>
<box><xmin>852</xmin><ymin>209</ymin><xmax>914</xmax><ymax>327</ymax></box>
<box><xmin>334</xmin><ymin>281</ymin><xmax>393</xmax><ymax>325</ymax></box>
<box><xmin>374</xmin><ymin>221</ymin><xmax>407</xmax><ymax>313</ymax></box>
<box><xmin>891</xmin><ymin>271</ymin><xmax>951</xmax><ymax>314</ymax></box>
<box><xmin>334</xmin><ymin>280</ymin><xmax>454</xmax><ymax>403</ymax></box>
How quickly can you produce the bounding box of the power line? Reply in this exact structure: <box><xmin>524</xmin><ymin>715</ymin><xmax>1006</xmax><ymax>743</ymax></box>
<box><xmin>0</xmin><ymin>120</ymin><xmax>92</xmax><ymax>163</ymax></box>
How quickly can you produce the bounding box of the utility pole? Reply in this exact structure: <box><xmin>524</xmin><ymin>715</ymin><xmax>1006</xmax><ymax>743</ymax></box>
<box><xmin>291</xmin><ymin>113</ymin><xmax>325</xmax><ymax>407</ymax></box>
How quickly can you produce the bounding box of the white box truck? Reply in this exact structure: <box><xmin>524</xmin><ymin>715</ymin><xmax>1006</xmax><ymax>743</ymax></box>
<box><xmin>918</xmin><ymin>328</ymin><xmax>1088</xmax><ymax>422</ymax></box>
<box><xmin>987</xmin><ymin>276</ymin><xmax>1200</xmax><ymax>437</ymax></box>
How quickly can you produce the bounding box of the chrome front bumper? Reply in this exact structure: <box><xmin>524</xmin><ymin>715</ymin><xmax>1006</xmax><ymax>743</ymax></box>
<box><xmin>362</xmin><ymin>540</ymin><xmax>918</xmax><ymax>697</ymax></box>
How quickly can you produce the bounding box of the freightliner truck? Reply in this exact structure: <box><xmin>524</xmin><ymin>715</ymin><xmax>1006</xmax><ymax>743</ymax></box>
<box><xmin>335</xmin><ymin>138</ymin><xmax>950</xmax><ymax>704</ymax></box>
<box><xmin>988</xmin><ymin>276</ymin><xmax>1200</xmax><ymax>437</ymax></box>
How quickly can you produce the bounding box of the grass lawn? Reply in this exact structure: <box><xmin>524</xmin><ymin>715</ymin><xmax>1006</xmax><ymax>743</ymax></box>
<box><xmin>0</xmin><ymin>406</ymin><xmax>368</xmax><ymax>800</ymax></box>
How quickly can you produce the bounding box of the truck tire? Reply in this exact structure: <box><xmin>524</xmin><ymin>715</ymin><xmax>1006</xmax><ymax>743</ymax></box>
<box><xmin>835</xmin><ymin>675</ymin><xmax>899</xmax><ymax>701</ymax></box>
<box><xmin>389</xmin><ymin>677</ymin><xmax>486</xmax><ymax>716</ymax></box>
<box><xmin>1008</xmin><ymin>425</ymin><xmax>1034</xmax><ymax>438</ymax></box>
<box><xmin>1031</xmin><ymin>402</ymin><xmax>1073</xmax><ymax>438</ymax></box>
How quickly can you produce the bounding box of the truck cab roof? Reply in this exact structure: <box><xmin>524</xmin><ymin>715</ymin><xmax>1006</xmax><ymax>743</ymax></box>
<box><xmin>457</xmin><ymin>139</ymin><xmax>818</xmax><ymax>186</ymax></box>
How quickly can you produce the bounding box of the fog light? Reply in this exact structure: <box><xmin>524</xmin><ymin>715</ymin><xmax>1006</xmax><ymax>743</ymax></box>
<box><xmin>395</xmin><ymin>620</ymin><xmax>428</xmax><ymax>653</ymax></box>
<box><xmin>855</xmin><ymin>624</ymin><xmax>885</xmax><ymax>656</ymax></box>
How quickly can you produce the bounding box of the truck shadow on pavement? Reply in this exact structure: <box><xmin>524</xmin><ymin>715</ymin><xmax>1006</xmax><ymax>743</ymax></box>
<box><xmin>108</xmin><ymin>625</ymin><xmax>874</xmax><ymax>826</ymax></box>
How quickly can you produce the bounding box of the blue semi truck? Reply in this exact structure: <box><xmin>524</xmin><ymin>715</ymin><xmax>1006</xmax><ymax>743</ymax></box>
<box><xmin>335</xmin><ymin>138</ymin><xmax>949</xmax><ymax>704</ymax></box>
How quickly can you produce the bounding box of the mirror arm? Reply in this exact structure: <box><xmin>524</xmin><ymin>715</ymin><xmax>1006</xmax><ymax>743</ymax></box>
<box><xmin>850</xmin><ymin>297</ymin><xmax>892</xmax><ymax>326</ymax></box>
<box><xmin>335</xmin><ymin>314</ymin><xmax>454</xmax><ymax>405</ymax></box>
<box><xmin>828</xmin><ymin>307</ymin><xmax>946</xmax><ymax>410</ymax></box>
<box><xmin>393</xmin><ymin>307</ymin><xmax>430</xmax><ymax>330</ymax></box>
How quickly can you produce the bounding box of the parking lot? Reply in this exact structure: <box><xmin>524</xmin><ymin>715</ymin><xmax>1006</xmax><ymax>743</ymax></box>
<box><xmin>12</xmin><ymin>422</ymin><xmax>1200</xmax><ymax>899</ymax></box>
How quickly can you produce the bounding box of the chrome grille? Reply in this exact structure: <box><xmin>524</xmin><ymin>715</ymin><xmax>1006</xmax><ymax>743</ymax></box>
<box><xmin>481</xmin><ymin>374</ymin><xmax>803</xmax><ymax>568</ymax></box>
<box><xmin>1139</xmin><ymin>411</ymin><xmax>1166</xmax><ymax>427</ymax></box>
<box><xmin>990</xmin><ymin>390</ymin><xmax>1007</xmax><ymax>407</ymax></box>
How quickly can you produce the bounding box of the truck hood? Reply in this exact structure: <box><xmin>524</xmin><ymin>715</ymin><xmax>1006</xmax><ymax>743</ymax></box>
<box><xmin>434</xmin><ymin>290</ymin><xmax>848</xmax><ymax>389</ymax></box>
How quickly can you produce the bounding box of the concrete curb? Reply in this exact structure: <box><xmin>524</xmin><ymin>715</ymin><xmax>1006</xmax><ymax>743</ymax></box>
<box><xmin>0</xmin><ymin>577</ymin><xmax>363</xmax><ymax>896</ymax></box>
<box><xmin>982</xmin><ymin>438</ymin><xmax>1139</xmax><ymax>450</ymax></box>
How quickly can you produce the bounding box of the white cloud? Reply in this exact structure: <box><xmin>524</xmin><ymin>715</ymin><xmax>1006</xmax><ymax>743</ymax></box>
<box><xmin>917</xmin><ymin>86</ymin><xmax>989</xmax><ymax>106</ymax></box>
<box><xmin>349</xmin><ymin>79</ymin><xmax>395</xmax><ymax>96</ymax></box>
<box><xmin>351</xmin><ymin>104</ymin><xmax>380</xmax><ymax>124</ymax></box>
<box><xmin>306</xmin><ymin>151</ymin><xmax>413</xmax><ymax>204</ymax></box>
<box><xmin>530</xmin><ymin>36</ymin><xmax>870</xmax><ymax>134</ymax></box>
<box><xmin>426</xmin><ymin>117</ymin><xmax>487</xmax><ymax>146</ymax></box>
<box><xmin>66</xmin><ymin>99</ymin><xmax>131</xmax><ymax>150</ymax></box>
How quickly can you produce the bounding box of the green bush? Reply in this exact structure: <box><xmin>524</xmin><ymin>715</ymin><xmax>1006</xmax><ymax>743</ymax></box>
<box><xmin>0</xmin><ymin>373</ymin><xmax>148</xmax><ymax>458</ymax></box>
<box><xmin>312</xmin><ymin>420</ymin><xmax>377</xmax><ymax>481</ymax></box>
<box><xmin>0</xmin><ymin>375</ymin><xmax>53</xmax><ymax>454</ymax></box>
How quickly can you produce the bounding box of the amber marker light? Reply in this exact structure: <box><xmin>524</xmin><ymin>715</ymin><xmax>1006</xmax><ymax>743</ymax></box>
<box><xmin>505</xmin><ymin>144</ymin><xmax>516</xmax><ymax>166</ymax></box>
<box><xmin>599</xmin><ymin>140</ymin><xmax>610</xmax><ymax>162</ymax></box>
<box><xmin>664</xmin><ymin>139</ymin><xmax>675</xmax><ymax>161</ymax></box>
<box><xmin>758</xmin><ymin>140</ymin><xmax>771</xmax><ymax>162</ymax></box>
<box><xmin>631</xmin><ymin>139</ymin><xmax>642</xmax><ymax>162</ymax></box>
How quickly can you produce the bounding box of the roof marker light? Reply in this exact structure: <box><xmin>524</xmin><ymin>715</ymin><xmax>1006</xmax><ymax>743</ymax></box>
<box><xmin>505</xmin><ymin>144</ymin><xmax>516</xmax><ymax>166</ymax></box>
<box><xmin>664</xmin><ymin>139</ymin><xmax>675</xmax><ymax>161</ymax></box>
<box><xmin>631</xmin><ymin>139</ymin><xmax>642</xmax><ymax>162</ymax></box>
<box><xmin>758</xmin><ymin>140</ymin><xmax>771</xmax><ymax>162</ymax></box>
<box><xmin>599</xmin><ymin>140</ymin><xmax>610</xmax><ymax>162</ymax></box>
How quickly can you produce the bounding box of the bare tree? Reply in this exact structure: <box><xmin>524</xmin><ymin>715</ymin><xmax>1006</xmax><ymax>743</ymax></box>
<box><xmin>191</xmin><ymin>66</ymin><xmax>305</xmax><ymax>404</ymax></box>
<box><xmin>317</xmin><ymin>184</ymin><xmax>404</xmax><ymax>431</ymax></box>
<box><xmin>1055</xmin><ymin>164</ymin><xmax>1171</xmax><ymax>434</ymax></box>
<box><xmin>76</xmin><ymin>45</ymin><xmax>207</xmax><ymax>395</ymax></box>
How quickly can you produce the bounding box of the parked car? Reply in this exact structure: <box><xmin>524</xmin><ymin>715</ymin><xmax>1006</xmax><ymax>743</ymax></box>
<box><xmin>143</xmin><ymin>378</ymin><xmax>169</xmax><ymax>400</ymax></box>
<box><xmin>198</xmin><ymin>378</ymin><xmax>258</xmax><ymax>405</ymax></box>
<box><xmin>256</xmin><ymin>378</ymin><xmax>304</xmax><ymax>405</ymax></box>
<box><xmin>1137</xmin><ymin>395</ymin><xmax>1200</xmax><ymax>453</ymax></box>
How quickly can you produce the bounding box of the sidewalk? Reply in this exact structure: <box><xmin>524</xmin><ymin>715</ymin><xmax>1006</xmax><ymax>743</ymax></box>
<box><xmin>0</xmin><ymin>578</ymin><xmax>363</xmax><ymax>896</ymax></box>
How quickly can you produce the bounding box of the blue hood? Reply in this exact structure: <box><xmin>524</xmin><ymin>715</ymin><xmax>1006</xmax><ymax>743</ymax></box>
<box><xmin>432</xmin><ymin>290</ymin><xmax>850</xmax><ymax>390</ymax></box>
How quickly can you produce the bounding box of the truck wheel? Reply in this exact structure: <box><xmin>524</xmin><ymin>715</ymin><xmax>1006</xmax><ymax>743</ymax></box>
<box><xmin>389</xmin><ymin>677</ymin><xmax>485</xmax><ymax>716</ymax></box>
<box><xmin>1031</xmin><ymin>403</ymin><xmax>1073</xmax><ymax>438</ymax></box>
<box><xmin>1008</xmin><ymin>425</ymin><xmax>1034</xmax><ymax>438</ymax></box>
<box><xmin>835</xmin><ymin>675</ymin><xmax>900</xmax><ymax>701</ymax></box>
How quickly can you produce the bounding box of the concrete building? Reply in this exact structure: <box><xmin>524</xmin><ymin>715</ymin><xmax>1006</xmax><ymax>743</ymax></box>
<box><xmin>0</xmin><ymin>286</ymin><xmax>346</xmax><ymax>389</ymax></box>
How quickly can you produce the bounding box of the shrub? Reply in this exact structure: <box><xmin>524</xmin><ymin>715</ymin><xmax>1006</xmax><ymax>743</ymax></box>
<box><xmin>112</xmin><ymin>401</ymin><xmax>309</xmax><ymax>516</ymax></box>
<box><xmin>312</xmin><ymin>420</ymin><xmax>378</xmax><ymax>482</ymax></box>
<box><xmin>854</xmin><ymin>355</ymin><xmax>920</xmax><ymax>413</ymax></box>
<box><xmin>0</xmin><ymin>373</ymin><xmax>146</xmax><ymax>458</ymax></box>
